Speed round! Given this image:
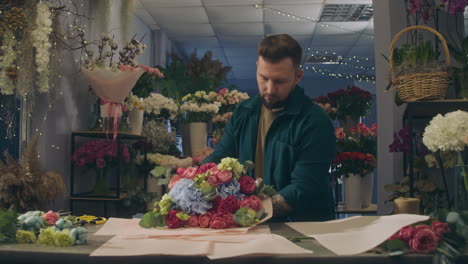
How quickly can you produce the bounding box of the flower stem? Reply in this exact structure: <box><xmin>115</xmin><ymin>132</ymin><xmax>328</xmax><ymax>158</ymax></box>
<box><xmin>457</xmin><ymin>151</ymin><xmax>468</xmax><ymax>192</ymax></box>
<box><xmin>436</xmin><ymin>152</ymin><xmax>452</xmax><ymax>208</ymax></box>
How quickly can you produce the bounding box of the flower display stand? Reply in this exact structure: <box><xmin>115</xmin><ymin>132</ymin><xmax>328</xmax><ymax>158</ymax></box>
<box><xmin>69</xmin><ymin>131</ymin><xmax>148</xmax><ymax>217</ymax></box>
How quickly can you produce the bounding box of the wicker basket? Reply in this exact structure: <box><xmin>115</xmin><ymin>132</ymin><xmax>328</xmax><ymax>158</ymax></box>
<box><xmin>389</xmin><ymin>25</ymin><xmax>450</xmax><ymax>102</ymax></box>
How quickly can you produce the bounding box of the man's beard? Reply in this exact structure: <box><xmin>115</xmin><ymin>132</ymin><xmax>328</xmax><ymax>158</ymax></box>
<box><xmin>261</xmin><ymin>96</ymin><xmax>288</xmax><ymax>110</ymax></box>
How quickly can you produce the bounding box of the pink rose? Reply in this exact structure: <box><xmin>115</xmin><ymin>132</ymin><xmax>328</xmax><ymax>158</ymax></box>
<box><xmin>334</xmin><ymin>127</ymin><xmax>346</xmax><ymax>140</ymax></box>
<box><xmin>176</xmin><ymin>167</ymin><xmax>186</xmax><ymax>176</ymax></box>
<box><xmin>187</xmin><ymin>215</ymin><xmax>199</xmax><ymax>227</ymax></box>
<box><xmin>207</xmin><ymin>175</ymin><xmax>220</xmax><ymax>187</ymax></box>
<box><xmin>209</xmin><ymin>168</ymin><xmax>220</xmax><ymax>177</ymax></box>
<box><xmin>168</xmin><ymin>175</ymin><xmax>182</xmax><ymax>189</ymax></box>
<box><xmin>182</xmin><ymin>167</ymin><xmax>198</xmax><ymax>179</ymax></box>
<box><xmin>218</xmin><ymin>88</ymin><xmax>229</xmax><ymax>95</ymax></box>
<box><xmin>398</xmin><ymin>225</ymin><xmax>416</xmax><ymax>245</ymax></box>
<box><xmin>77</xmin><ymin>158</ymin><xmax>86</xmax><ymax>167</ymax></box>
<box><xmin>239</xmin><ymin>176</ymin><xmax>256</xmax><ymax>194</ymax></box>
<box><xmin>388</xmin><ymin>232</ymin><xmax>399</xmax><ymax>240</ymax></box>
<box><xmin>43</xmin><ymin>210</ymin><xmax>59</xmax><ymax>226</ymax></box>
<box><xmin>199</xmin><ymin>213</ymin><xmax>212</xmax><ymax>228</ymax></box>
<box><xmin>209</xmin><ymin>217</ymin><xmax>227</xmax><ymax>229</ymax></box>
<box><xmin>239</xmin><ymin>196</ymin><xmax>263</xmax><ymax>211</ymax></box>
<box><xmin>430</xmin><ymin>221</ymin><xmax>450</xmax><ymax>238</ymax></box>
<box><xmin>217</xmin><ymin>170</ymin><xmax>232</xmax><ymax>183</ymax></box>
<box><xmin>409</xmin><ymin>229</ymin><xmax>438</xmax><ymax>254</ymax></box>
<box><xmin>210</xmin><ymin>196</ymin><xmax>221</xmax><ymax>213</ymax></box>
<box><xmin>415</xmin><ymin>224</ymin><xmax>430</xmax><ymax>231</ymax></box>
<box><xmin>165</xmin><ymin>210</ymin><xmax>186</xmax><ymax>229</ymax></box>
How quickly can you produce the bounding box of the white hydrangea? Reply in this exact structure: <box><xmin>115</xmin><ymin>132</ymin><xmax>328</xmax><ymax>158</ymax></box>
<box><xmin>0</xmin><ymin>30</ymin><xmax>17</xmax><ymax>95</ymax></box>
<box><xmin>422</xmin><ymin>110</ymin><xmax>468</xmax><ymax>152</ymax></box>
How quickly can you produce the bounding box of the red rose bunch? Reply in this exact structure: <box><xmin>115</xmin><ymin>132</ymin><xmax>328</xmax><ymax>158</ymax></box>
<box><xmin>332</xmin><ymin>152</ymin><xmax>376</xmax><ymax>177</ymax></box>
<box><xmin>313</xmin><ymin>85</ymin><xmax>372</xmax><ymax>121</ymax></box>
<box><xmin>71</xmin><ymin>140</ymin><xmax>130</xmax><ymax>169</ymax></box>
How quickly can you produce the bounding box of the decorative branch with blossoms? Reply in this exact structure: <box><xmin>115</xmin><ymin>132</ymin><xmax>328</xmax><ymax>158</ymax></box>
<box><xmin>31</xmin><ymin>0</ymin><xmax>52</xmax><ymax>93</ymax></box>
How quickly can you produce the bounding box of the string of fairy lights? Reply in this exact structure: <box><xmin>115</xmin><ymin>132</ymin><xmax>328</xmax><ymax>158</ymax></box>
<box><xmin>255</xmin><ymin>4</ymin><xmax>376</xmax><ymax>83</ymax></box>
<box><xmin>0</xmin><ymin>0</ymin><xmax>85</xmax><ymax>155</ymax></box>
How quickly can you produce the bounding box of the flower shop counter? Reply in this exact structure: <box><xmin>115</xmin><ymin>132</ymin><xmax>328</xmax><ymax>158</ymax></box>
<box><xmin>2</xmin><ymin>222</ymin><xmax>466</xmax><ymax>264</ymax></box>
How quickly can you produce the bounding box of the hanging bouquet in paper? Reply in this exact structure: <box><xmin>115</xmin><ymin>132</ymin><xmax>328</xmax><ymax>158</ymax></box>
<box><xmin>80</xmin><ymin>33</ymin><xmax>163</xmax><ymax>141</ymax></box>
<box><xmin>139</xmin><ymin>158</ymin><xmax>276</xmax><ymax>229</ymax></box>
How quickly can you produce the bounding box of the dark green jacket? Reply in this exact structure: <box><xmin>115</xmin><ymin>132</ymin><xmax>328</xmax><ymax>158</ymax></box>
<box><xmin>204</xmin><ymin>86</ymin><xmax>336</xmax><ymax>221</ymax></box>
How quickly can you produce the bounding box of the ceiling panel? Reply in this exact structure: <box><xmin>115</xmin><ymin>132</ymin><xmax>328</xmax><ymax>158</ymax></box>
<box><xmin>148</xmin><ymin>7</ymin><xmax>209</xmax><ymax>25</ymax></box>
<box><xmin>213</xmin><ymin>23</ymin><xmax>264</xmax><ymax>36</ymax></box>
<box><xmin>202</xmin><ymin>0</ymin><xmax>263</xmax><ymax>6</ymax></box>
<box><xmin>135</xmin><ymin>9</ymin><xmax>158</xmax><ymax>26</ymax></box>
<box><xmin>218</xmin><ymin>36</ymin><xmax>264</xmax><ymax>47</ymax></box>
<box><xmin>206</xmin><ymin>6</ymin><xmax>263</xmax><ymax>23</ymax></box>
<box><xmin>162</xmin><ymin>24</ymin><xmax>215</xmax><ymax>38</ymax></box>
<box><xmin>265</xmin><ymin>22</ymin><xmax>316</xmax><ymax>35</ymax></box>
<box><xmin>311</xmin><ymin>33</ymin><xmax>360</xmax><ymax>46</ymax></box>
<box><xmin>140</xmin><ymin>0</ymin><xmax>202</xmax><ymax>8</ymax></box>
<box><xmin>264</xmin><ymin>4</ymin><xmax>323</xmax><ymax>22</ymax></box>
<box><xmin>224</xmin><ymin>48</ymin><xmax>258</xmax><ymax>57</ymax></box>
<box><xmin>173</xmin><ymin>36</ymin><xmax>219</xmax><ymax>46</ymax></box>
<box><xmin>290</xmin><ymin>35</ymin><xmax>313</xmax><ymax>49</ymax></box>
<box><xmin>314</xmin><ymin>21</ymin><xmax>370</xmax><ymax>35</ymax></box>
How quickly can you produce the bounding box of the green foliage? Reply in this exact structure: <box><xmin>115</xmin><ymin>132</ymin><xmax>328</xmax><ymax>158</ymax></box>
<box><xmin>132</xmin><ymin>72</ymin><xmax>157</xmax><ymax>98</ymax></box>
<box><xmin>156</xmin><ymin>51</ymin><xmax>231</xmax><ymax>103</ymax></box>
<box><xmin>121</xmin><ymin>187</ymin><xmax>157</xmax><ymax>215</ymax></box>
<box><xmin>393</xmin><ymin>41</ymin><xmax>440</xmax><ymax>68</ymax></box>
<box><xmin>139</xmin><ymin>211</ymin><xmax>166</xmax><ymax>228</ymax></box>
<box><xmin>0</xmin><ymin>209</ymin><xmax>17</xmax><ymax>243</ymax></box>
<box><xmin>385</xmin><ymin>239</ymin><xmax>406</xmax><ymax>252</ymax></box>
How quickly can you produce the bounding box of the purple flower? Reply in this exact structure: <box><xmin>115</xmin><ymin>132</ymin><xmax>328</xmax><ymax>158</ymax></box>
<box><xmin>217</xmin><ymin>180</ymin><xmax>244</xmax><ymax>200</ymax></box>
<box><xmin>169</xmin><ymin>178</ymin><xmax>212</xmax><ymax>214</ymax></box>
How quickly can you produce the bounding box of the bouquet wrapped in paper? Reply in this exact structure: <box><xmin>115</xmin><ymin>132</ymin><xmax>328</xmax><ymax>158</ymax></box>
<box><xmin>139</xmin><ymin>158</ymin><xmax>275</xmax><ymax>229</ymax></box>
<box><xmin>81</xmin><ymin>34</ymin><xmax>163</xmax><ymax>141</ymax></box>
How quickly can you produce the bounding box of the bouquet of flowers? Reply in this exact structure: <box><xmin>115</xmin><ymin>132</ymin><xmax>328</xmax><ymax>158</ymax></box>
<box><xmin>71</xmin><ymin>140</ymin><xmax>130</xmax><ymax>169</ymax></box>
<box><xmin>179</xmin><ymin>91</ymin><xmax>221</xmax><ymax>123</ymax></box>
<box><xmin>313</xmin><ymin>86</ymin><xmax>372</xmax><ymax>121</ymax></box>
<box><xmin>335</xmin><ymin>123</ymin><xmax>377</xmax><ymax>157</ymax></box>
<box><xmin>381</xmin><ymin>212</ymin><xmax>467</xmax><ymax>264</ymax></box>
<box><xmin>0</xmin><ymin>209</ymin><xmax>87</xmax><ymax>246</ymax></box>
<box><xmin>80</xmin><ymin>34</ymin><xmax>164</xmax><ymax>141</ymax></box>
<box><xmin>139</xmin><ymin>158</ymin><xmax>275</xmax><ymax>229</ymax></box>
<box><xmin>331</xmin><ymin>152</ymin><xmax>376</xmax><ymax>177</ymax></box>
<box><xmin>142</xmin><ymin>93</ymin><xmax>178</xmax><ymax>121</ymax></box>
<box><xmin>207</xmin><ymin>88</ymin><xmax>249</xmax><ymax>126</ymax></box>
<box><xmin>124</xmin><ymin>93</ymin><xmax>144</xmax><ymax>112</ymax></box>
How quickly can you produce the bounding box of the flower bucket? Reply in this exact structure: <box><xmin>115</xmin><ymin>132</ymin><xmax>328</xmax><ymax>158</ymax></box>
<box><xmin>360</xmin><ymin>171</ymin><xmax>374</xmax><ymax>208</ymax></box>
<box><xmin>393</xmin><ymin>197</ymin><xmax>420</xmax><ymax>214</ymax></box>
<box><xmin>344</xmin><ymin>173</ymin><xmax>362</xmax><ymax>210</ymax></box>
<box><xmin>182</xmin><ymin>122</ymin><xmax>208</xmax><ymax>157</ymax></box>
<box><xmin>129</xmin><ymin>108</ymin><xmax>144</xmax><ymax>135</ymax></box>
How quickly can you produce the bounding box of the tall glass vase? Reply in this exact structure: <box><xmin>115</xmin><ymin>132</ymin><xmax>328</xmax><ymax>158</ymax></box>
<box><xmin>454</xmin><ymin>151</ymin><xmax>468</xmax><ymax>210</ymax></box>
<box><xmin>92</xmin><ymin>167</ymin><xmax>108</xmax><ymax>195</ymax></box>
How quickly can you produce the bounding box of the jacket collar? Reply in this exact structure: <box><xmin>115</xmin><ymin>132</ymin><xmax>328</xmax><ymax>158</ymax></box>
<box><xmin>242</xmin><ymin>85</ymin><xmax>305</xmax><ymax>116</ymax></box>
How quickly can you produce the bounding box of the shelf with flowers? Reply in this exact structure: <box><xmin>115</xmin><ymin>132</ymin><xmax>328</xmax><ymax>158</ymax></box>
<box><xmin>179</xmin><ymin>91</ymin><xmax>221</xmax><ymax>156</ymax></box>
<box><xmin>206</xmin><ymin>88</ymin><xmax>250</xmax><ymax>145</ymax></box>
<box><xmin>313</xmin><ymin>85</ymin><xmax>372</xmax><ymax>133</ymax></box>
<box><xmin>332</xmin><ymin>123</ymin><xmax>377</xmax><ymax>210</ymax></box>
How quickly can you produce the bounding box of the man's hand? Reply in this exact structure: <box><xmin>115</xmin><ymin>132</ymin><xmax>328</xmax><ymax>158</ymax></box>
<box><xmin>271</xmin><ymin>194</ymin><xmax>292</xmax><ymax>218</ymax></box>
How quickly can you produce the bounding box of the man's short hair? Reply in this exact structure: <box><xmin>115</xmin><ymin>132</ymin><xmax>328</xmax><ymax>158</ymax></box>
<box><xmin>257</xmin><ymin>34</ymin><xmax>302</xmax><ymax>69</ymax></box>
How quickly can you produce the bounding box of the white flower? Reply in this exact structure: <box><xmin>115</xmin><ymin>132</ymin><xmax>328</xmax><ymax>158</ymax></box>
<box><xmin>422</xmin><ymin>110</ymin><xmax>468</xmax><ymax>152</ymax></box>
<box><xmin>143</xmin><ymin>93</ymin><xmax>178</xmax><ymax>120</ymax></box>
<box><xmin>31</xmin><ymin>0</ymin><xmax>53</xmax><ymax>93</ymax></box>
